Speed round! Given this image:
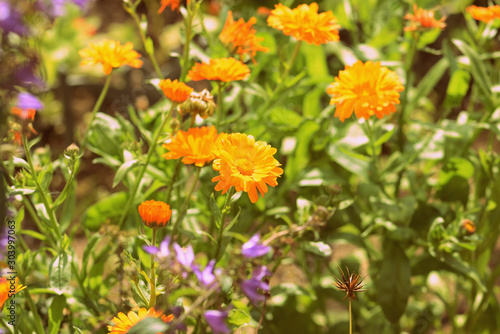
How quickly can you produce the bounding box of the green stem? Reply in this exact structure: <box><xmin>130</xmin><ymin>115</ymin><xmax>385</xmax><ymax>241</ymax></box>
<box><xmin>362</xmin><ymin>121</ymin><xmax>390</xmax><ymax>198</ymax></box>
<box><xmin>214</xmin><ymin>187</ymin><xmax>235</xmax><ymax>261</ymax></box>
<box><xmin>71</xmin><ymin>261</ymin><xmax>101</xmax><ymax>315</ymax></box>
<box><xmin>81</xmin><ymin>75</ymin><xmax>112</xmax><ymax>152</ymax></box>
<box><xmin>128</xmin><ymin>3</ymin><xmax>164</xmax><ymax>79</ymax></box>
<box><xmin>171</xmin><ymin>167</ymin><xmax>201</xmax><ymax>241</ymax></box>
<box><xmin>215</xmin><ymin>82</ymin><xmax>224</xmax><ymax>129</ymax></box>
<box><xmin>349</xmin><ymin>299</ymin><xmax>352</xmax><ymax>334</ymax></box>
<box><xmin>180</xmin><ymin>2</ymin><xmax>195</xmax><ymax>82</ymax></box>
<box><xmin>165</xmin><ymin>159</ymin><xmax>182</xmax><ymax>204</ymax></box>
<box><xmin>117</xmin><ymin>103</ymin><xmax>175</xmax><ymax>228</ymax></box>
<box><xmin>148</xmin><ymin>228</ymin><xmax>158</xmax><ymax>308</ymax></box>
<box><xmin>0</xmin><ymin>318</ymin><xmax>13</xmax><ymax>334</ymax></box>
<box><xmin>24</xmin><ymin>289</ymin><xmax>46</xmax><ymax>334</ymax></box>
<box><xmin>22</xmin><ymin>133</ymin><xmax>62</xmax><ymax>243</ymax></box>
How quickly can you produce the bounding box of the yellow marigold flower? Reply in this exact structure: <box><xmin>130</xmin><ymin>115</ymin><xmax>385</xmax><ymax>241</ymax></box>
<box><xmin>267</xmin><ymin>3</ymin><xmax>340</xmax><ymax>45</ymax></box>
<box><xmin>327</xmin><ymin>60</ymin><xmax>404</xmax><ymax>122</ymax></box>
<box><xmin>163</xmin><ymin>126</ymin><xmax>225</xmax><ymax>167</ymax></box>
<box><xmin>158</xmin><ymin>79</ymin><xmax>193</xmax><ymax>103</ymax></box>
<box><xmin>108</xmin><ymin>307</ymin><xmax>174</xmax><ymax>334</ymax></box>
<box><xmin>467</xmin><ymin>5</ymin><xmax>500</xmax><ymax>23</ymax></box>
<box><xmin>0</xmin><ymin>277</ymin><xmax>27</xmax><ymax>309</ymax></box>
<box><xmin>220</xmin><ymin>11</ymin><xmax>269</xmax><ymax>64</ymax></box>
<box><xmin>404</xmin><ymin>5</ymin><xmax>446</xmax><ymax>32</ymax></box>
<box><xmin>187</xmin><ymin>57</ymin><xmax>250</xmax><ymax>82</ymax></box>
<box><xmin>158</xmin><ymin>0</ymin><xmax>183</xmax><ymax>13</ymax></box>
<box><xmin>212</xmin><ymin>133</ymin><xmax>283</xmax><ymax>203</ymax></box>
<box><xmin>79</xmin><ymin>40</ymin><xmax>143</xmax><ymax>75</ymax></box>
<box><xmin>138</xmin><ymin>200</ymin><xmax>172</xmax><ymax>229</ymax></box>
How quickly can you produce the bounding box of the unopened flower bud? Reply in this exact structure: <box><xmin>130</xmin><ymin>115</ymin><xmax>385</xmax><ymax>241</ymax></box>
<box><xmin>462</xmin><ymin>219</ymin><xmax>476</xmax><ymax>235</ymax></box>
<box><xmin>179</xmin><ymin>89</ymin><xmax>216</xmax><ymax>119</ymax></box>
<box><xmin>170</xmin><ymin>118</ymin><xmax>181</xmax><ymax>133</ymax></box>
<box><xmin>65</xmin><ymin>143</ymin><xmax>80</xmax><ymax>157</ymax></box>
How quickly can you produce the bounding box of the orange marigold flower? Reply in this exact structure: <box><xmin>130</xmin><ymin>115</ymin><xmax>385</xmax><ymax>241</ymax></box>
<box><xmin>404</xmin><ymin>5</ymin><xmax>446</xmax><ymax>32</ymax></box>
<box><xmin>212</xmin><ymin>133</ymin><xmax>283</xmax><ymax>203</ymax></box>
<box><xmin>462</xmin><ymin>219</ymin><xmax>476</xmax><ymax>234</ymax></box>
<box><xmin>158</xmin><ymin>79</ymin><xmax>193</xmax><ymax>103</ymax></box>
<box><xmin>10</xmin><ymin>107</ymin><xmax>36</xmax><ymax>121</ymax></box>
<box><xmin>187</xmin><ymin>58</ymin><xmax>250</xmax><ymax>82</ymax></box>
<box><xmin>79</xmin><ymin>40</ymin><xmax>143</xmax><ymax>75</ymax></box>
<box><xmin>1</xmin><ymin>277</ymin><xmax>27</xmax><ymax>309</ymax></box>
<box><xmin>108</xmin><ymin>307</ymin><xmax>174</xmax><ymax>334</ymax></box>
<box><xmin>257</xmin><ymin>7</ymin><xmax>273</xmax><ymax>16</ymax></box>
<box><xmin>220</xmin><ymin>11</ymin><xmax>269</xmax><ymax>64</ymax></box>
<box><xmin>138</xmin><ymin>200</ymin><xmax>172</xmax><ymax>229</ymax></box>
<box><xmin>466</xmin><ymin>5</ymin><xmax>500</xmax><ymax>23</ymax></box>
<box><xmin>158</xmin><ymin>0</ymin><xmax>181</xmax><ymax>13</ymax></box>
<box><xmin>163</xmin><ymin>126</ymin><xmax>225</xmax><ymax>167</ymax></box>
<box><xmin>327</xmin><ymin>60</ymin><xmax>404</xmax><ymax>122</ymax></box>
<box><xmin>267</xmin><ymin>3</ymin><xmax>340</xmax><ymax>45</ymax></box>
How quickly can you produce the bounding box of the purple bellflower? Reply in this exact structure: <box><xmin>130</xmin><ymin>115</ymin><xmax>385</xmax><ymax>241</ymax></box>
<box><xmin>192</xmin><ymin>260</ymin><xmax>219</xmax><ymax>287</ymax></box>
<box><xmin>241</xmin><ymin>234</ymin><xmax>270</xmax><ymax>258</ymax></box>
<box><xmin>204</xmin><ymin>310</ymin><xmax>230</xmax><ymax>334</ymax></box>
<box><xmin>241</xmin><ymin>265</ymin><xmax>272</xmax><ymax>304</ymax></box>
<box><xmin>0</xmin><ymin>1</ymin><xmax>27</xmax><ymax>35</ymax></box>
<box><xmin>143</xmin><ymin>236</ymin><xmax>170</xmax><ymax>259</ymax></box>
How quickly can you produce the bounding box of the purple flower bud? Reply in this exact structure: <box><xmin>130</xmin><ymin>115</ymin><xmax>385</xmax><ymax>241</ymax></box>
<box><xmin>143</xmin><ymin>236</ymin><xmax>170</xmax><ymax>258</ymax></box>
<box><xmin>192</xmin><ymin>260</ymin><xmax>217</xmax><ymax>287</ymax></box>
<box><xmin>204</xmin><ymin>310</ymin><xmax>230</xmax><ymax>334</ymax></box>
<box><xmin>241</xmin><ymin>266</ymin><xmax>271</xmax><ymax>304</ymax></box>
<box><xmin>174</xmin><ymin>243</ymin><xmax>194</xmax><ymax>267</ymax></box>
<box><xmin>17</xmin><ymin>92</ymin><xmax>43</xmax><ymax>110</ymax></box>
<box><xmin>241</xmin><ymin>234</ymin><xmax>270</xmax><ymax>258</ymax></box>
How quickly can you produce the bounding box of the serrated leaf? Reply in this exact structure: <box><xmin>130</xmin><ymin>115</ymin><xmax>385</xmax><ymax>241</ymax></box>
<box><xmin>113</xmin><ymin>159</ymin><xmax>142</xmax><ymax>188</ymax></box>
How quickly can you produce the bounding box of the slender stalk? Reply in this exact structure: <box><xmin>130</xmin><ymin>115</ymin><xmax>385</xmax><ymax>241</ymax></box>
<box><xmin>22</xmin><ymin>133</ymin><xmax>62</xmax><ymax>243</ymax></box>
<box><xmin>214</xmin><ymin>187</ymin><xmax>235</xmax><ymax>261</ymax></box>
<box><xmin>349</xmin><ymin>299</ymin><xmax>352</xmax><ymax>334</ymax></box>
<box><xmin>215</xmin><ymin>82</ymin><xmax>224</xmax><ymax>129</ymax></box>
<box><xmin>165</xmin><ymin>159</ymin><xmax>182</xmax><ymax>203</ymax></box>
<box><xmin>171</xmin><ymin>167</ymin><xmax>201</xmax><ymax>241</ymax></box>
<box><xmin>117</xmin><ymin>103</ymin><xmax>176</xmax><ymax>228</ymax></box>
<box><xmin>81</xmin><ymin>75</ymin><xmax>112</xmax><ymax>152</ymax></box>
<box><xmin>168</xmin><ymin>284</ymin><xmax>219</xmax><ymax>328</ymax></box>
<box><xmin>362</xmin><ymin>120</ymin><xmax>390</xmax><ymax>198</ymax></box>
<box><xmin>24</xmin><ymin>289</ymin><xmax>46</xmax><ymax>334</ymax></box>
<box><xmin>148</xmin><ymin>228</ymin><xmax>158</xmax><ymax>307</ymax></box>
<box><xmin>256</xmin><ymin>298</ymin><xmax>268</xmax><ymax>333</ymax></box>
<box><xmin>180</xmin><ymin>2</ymin><xmax>196</xmax><ymax>82</ymax></box>
<box><xmin>70</xmin><ymin>261</ymin><xmax>101</xmax><ymax>315</ymax></box>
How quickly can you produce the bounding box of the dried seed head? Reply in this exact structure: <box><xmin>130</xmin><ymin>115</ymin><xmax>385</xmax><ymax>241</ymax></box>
<box><xmin>332</xmin><ymin>266</ymin><xmax>367</xmax><ymax>301</ymax></box>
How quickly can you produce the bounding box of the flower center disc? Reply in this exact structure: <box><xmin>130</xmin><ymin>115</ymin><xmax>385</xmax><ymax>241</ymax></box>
<box><xmin>236</xmin><ymin>158</ymin><xmax>254</xmax><ymax>175</ymax></box>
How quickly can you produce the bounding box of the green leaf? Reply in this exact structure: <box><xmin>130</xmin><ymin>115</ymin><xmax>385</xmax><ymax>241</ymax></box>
<box><xmin>9</xmin><ymin>187</ymin><xmax>36</xmax><ymax>195</ymax></box>
<box><xmin>303</xmin><ymin>241</ymin><xmax>332</xmax><ymax>257</ymax></box>
<box><xmin>81</xmin><ymin>192</ymin><xmax>128</xmax><ymax>231</ymax></box>
<box><xmin>377</xmin><ymin>240</ymin><xmax>411</xmax><ymax>324</ymax></box>
<box><xmin>48</xmin><ymin>295</ymin><xmax>66</xmax><ymax>334</ymax></box>
<box><xmin>285</xmin><ymin>120</ymin><xmax>320</xmax><ymax>182</ymax></box>
<box><xmin>73</xmin><ymin>327</ymin><xmax>84</xmax><ymax>334</ymax></box>
<box><xmin>49</xmin><ymin>250</ymin><xmax>71</xmax><ymax>295</ymax></box>
<box><xmin>13</xmin><ymin>156</ymin><xmax>29</xmax><ymax>169</ymax></box>
<box><xmin>453</xmin><ymin>39</ymin><xmax>493</xmax><ymax>102</ymax></box>
<box><xmin>436</xmin><ymin>157</ymin><xmax>474</xmax><ymax>206</ymax></box>
<box><xmin>228</xmin><ymin>308</ymin><xmax>251</xmax><ymax>327</ymax></box>
<box><xmin>38</xmin><ymin>163</ymin><xmax>54</xmax><ymax>191</ymax></box>
<box><xmin>269</xmin><ymin>107</ymin><xmax>303</xmax><ymax>131</ymax></box>
<box><xmin>20</xmin><ymin>230</ymin><xmax>47</xmax><ymax>241</ymax></box>
<box><xmin>444</xmin><ymin>69</ymin><xmax>471</xmax><ymax>108</ymax></box>
<box><xmin>81</xmin><ymin>234</ymin><xmax>101</xmax><ymax>279</ymax></box>
<box><xmin>127</xmin><ymin>317</ymin><xmax>169</xmax><ymax>334</ymax></box>
<box><xmin>328</xmin><ymin>144</ymin><xmax>370</xmax><ymax>178</ymax></box>
<box><xmin>210</xmin><ymin>193</ymin><xmax>222</xmax><ymax>228</ymax></box>
<box><xmin>113</xmin><ymin>159</ymin><xmax>142</xmax><ymax>188</ymax></box>
<box><xmin>303</xmin><ymin>43</ymin><xmax>330</xmax><ymax>82</ymax></box>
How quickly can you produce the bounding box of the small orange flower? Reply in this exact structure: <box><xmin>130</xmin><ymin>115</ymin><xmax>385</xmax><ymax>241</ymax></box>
<box><xmin>212</xmin><ymin>133</ymin><xmax>283</xmax><ymax>203</ymax></box>
<box><xmin>267</xmin><ymin>3</ymin><xmax>340</xmax><ymax>45</ymax></box>
<box><xmin>163</xmin><ymin>126</ymin><xmax>225</xmax><ymax>167</ymax></box>
<box><xmin>79</xmin><ymin>40</ymin><xmax>143</xmax><ymax>75</ymax></box>
<box><xmin>187</xmin><ymin>58</ymin><xmax>250</xmax><ymax>82</ymax></box>
<box><xmin>467</xmin><ymin>5</ymin><xmax>500</xmax><ymax>23</ymax></box>
<box><xmin>404</xmin><ymin>5</ymin><xmax>446</xmax><ymax>32</ymax></box>
<box><xmin>108</xmin><ymin>307</ymin><xmax>174</xmax><ymax>334</ymax></box>
<box><xmin>158</xmin><ymin>79</ymin><xmax>193</xmax><ymax>103</ymax></box>
<box><xmin>158</xmin><ymin>0</ymin><xmax>181</xmax><ymax>13</ymax></box>
<box><xmin>10</xmin><ymin>107</ymin><xmax>36</xmax><ymax>121</ymax></box>
<box><xmin>257</xmin><ymin>7</ymin><xmax>273</xmax><ymax>16</ymax></box>
<box><xmin>138</xmin><ymin>200</ymin><xmax>172</xmax><ymax>229</ymax></box>
<box><xmin>327</xmin><ymin>60</ymin><xmax>404</xmax><ymax>122</ymax></box>
<box><xmin>462</xmin><ymin>219</ymin><xmax>476</xmax><ymax>234</ymax></box>
<box><xmin>220</xmin><ymin>11</ymin><xmax>269</xmax><ymax>64</ymax></box>
<box><xmin>0</xmin><ymin>277</ymin><xmax>27</xmax><ymax>309</ymax></box>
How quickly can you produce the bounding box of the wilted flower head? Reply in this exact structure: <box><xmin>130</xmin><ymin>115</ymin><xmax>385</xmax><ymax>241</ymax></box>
<box><xmin>144</xmin><ymin>236</ymin><xmax>170</xmax><ymax>258</ymax></box>
<box><xmin>163</xmin><ymin>126</ymin><xmax>226</xmax><ymax>167</ymax></box>
<box><xmin>107</xmin><ymin>307</ymin><xmax>173</xmax><ymax>334</ymax></box>
<box><xmin>404</xmin><ymin>5</ymin><xmax>446</xmax><ymax>32</ymax></box>
<box><xmin>327</xmin><ymin>60</ymin><xmax>404</xmax><ymax>122</ymax></box>
<box><xmin>187</xmin><ymin>58</ymin><xmax>250</xmax><ymax>82</ymax></box>
<box><xmin>220</xmin><ymin>11</ymin><xmax>269</xmax><ymax>63</ymax></box>
<box><xmin>178</xmin><ymin>89</ymin><xmax>216</xmax><ymax>119</ymax></box>
<box><xmin>79</xmin><ymin>40</ymin><xmax>142</xmax><ymax>75</ymax></box>
<box><xmin>212</xmin><ymin>133</ymin><xmax>283</xmax><ymax>203</ymax></box>
<box><xmin>158</xmin><ymin>79</ymin><xmax>193</xmax><ymax>103</ymax></box>
<box><xmin>138</xmin><ymin>200</ymin><xmax>172</xmax><ymax>229</ymax></box>
<box><xmin>204</xmin><ymin>310</ymin><xmax>230</xmax><ymax>334</ymax></box>
<box><xmin>332</xmin><ymin>267</ymin><xmax>366</xmax><ymax>301</ymax></box>
<box><xmin>242</xmin><ymin>234</ymin><xmax>270</xmax><ymax>258</ymax></box>
<box><xmin>241</xmin><ymin>265</ymin><xmax>271</xmax><ymax>304</ymax></box>
<box><xmin>267</xmin><ymin>3</ymin><xmax>340</xmax><ymax>45</ymax></box>
<box><xmin>466</xmin><ymin>5</ymin><xmax>500</xmax><ymax>23</ymax></box>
